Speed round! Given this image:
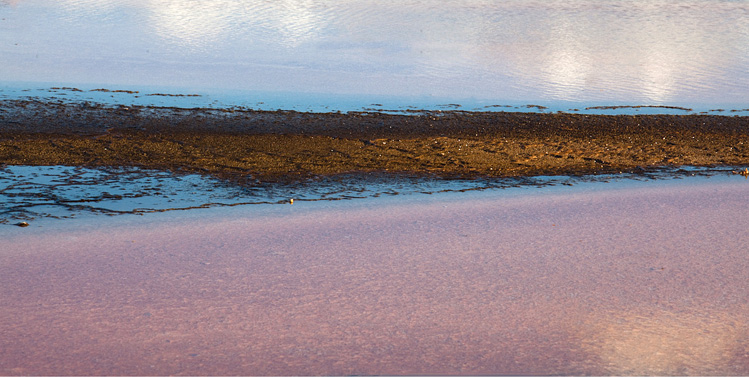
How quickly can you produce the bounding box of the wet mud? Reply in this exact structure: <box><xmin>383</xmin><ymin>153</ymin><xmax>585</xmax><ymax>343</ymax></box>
<box><xmin>2</xmin><ymin>99</ymin><xmax>749</xmax><ymax>183</ymax></box>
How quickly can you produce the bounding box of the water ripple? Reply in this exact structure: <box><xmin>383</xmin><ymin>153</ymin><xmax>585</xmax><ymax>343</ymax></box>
<box><xmin>1</xmin><ymin>0</ymin><xmax>747</xmax><ymax>106</ymax></box>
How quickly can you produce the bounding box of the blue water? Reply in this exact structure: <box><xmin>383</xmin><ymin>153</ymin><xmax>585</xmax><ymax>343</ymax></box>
<box><xmin>1</xmin><ymin>164</ymin><xmax>743</xmax><ymax>225</ymax></box>
<box><xmin>1</xmin><ymin>0</ymin><xmax>748</xmax><ymax>113</ymax></box>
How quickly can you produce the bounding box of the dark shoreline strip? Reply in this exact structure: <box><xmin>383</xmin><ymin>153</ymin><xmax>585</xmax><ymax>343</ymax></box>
<box><xmin>1</xmin><ymin>100</ymin><xmax>748</xmax><ymax>183</ymax></box>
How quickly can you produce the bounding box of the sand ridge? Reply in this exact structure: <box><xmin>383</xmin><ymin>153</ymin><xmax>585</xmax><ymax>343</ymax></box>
<box><xmin>2</xmin><ymin>100</ymin><xmax>748</xmax><ymax>182</ymax></box>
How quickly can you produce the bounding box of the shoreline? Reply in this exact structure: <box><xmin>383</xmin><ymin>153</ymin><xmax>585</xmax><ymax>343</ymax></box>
<box><xmin>2</xmin><ymin>100</ymin><xmax>749</xmax><ymax>183</ymax></box>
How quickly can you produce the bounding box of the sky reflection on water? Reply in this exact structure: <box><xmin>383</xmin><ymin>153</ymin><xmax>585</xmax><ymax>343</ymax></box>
<box><xmin>1</xmin><ymin>0</ymin><xmax>748</xmax><ymax>109</ymax></box>
<box><xmin>2</xmin><ymin>4</ymin><xmax>748</xmax><ymax>373</ymax></box>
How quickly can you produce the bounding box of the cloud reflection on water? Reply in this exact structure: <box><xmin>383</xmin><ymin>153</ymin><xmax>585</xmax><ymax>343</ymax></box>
<box><xmin>144</xmin><ymin>0</ymin><xmax>325</xmax><ymax>50</ymax></box>
<box><xmin>581</xmin><ymin>309</ymin><xmax>748</xmax><ymax>375</ymax></box>
<box><xmin>1</xmin><ymin>0</ymin><xmax>747</xmax><ymax>105</ymax></box>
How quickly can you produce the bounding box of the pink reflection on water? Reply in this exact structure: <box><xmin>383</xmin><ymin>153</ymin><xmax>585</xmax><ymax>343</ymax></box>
<box><xmin>1</xmin><ymin>179</ymin><xmax>748</xmax><ymax>375</ymax></box>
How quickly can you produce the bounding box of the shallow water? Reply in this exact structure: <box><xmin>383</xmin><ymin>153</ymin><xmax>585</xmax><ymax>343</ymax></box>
<box><xmin>2</xmin><ymin>175</ymin><xmax>748</xmax><ymax>375</ymax></box>
<box><xmin>1</xmin><ymin>0</ymin><xmax>748</xmax><ymax>111</ymax></box>
<box><xmin>1</xmin><ymin>165</ymin><xmax>740</xmax><ymax>225</ymax></box>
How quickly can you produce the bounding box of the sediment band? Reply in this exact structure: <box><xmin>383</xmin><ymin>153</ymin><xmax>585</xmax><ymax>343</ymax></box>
<box><xmin>2</xmin><ymin>100</ymin><xmax>748</xmax><ymax>182</ymax></box>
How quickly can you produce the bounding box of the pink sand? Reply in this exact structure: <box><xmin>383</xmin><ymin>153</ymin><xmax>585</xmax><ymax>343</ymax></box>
<box><xmin>1</xmin><ymin>178</ymin><xmax>748</xmax><ymax>375</ymax></box>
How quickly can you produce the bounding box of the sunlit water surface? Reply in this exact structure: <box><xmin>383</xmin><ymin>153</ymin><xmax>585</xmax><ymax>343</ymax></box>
<box><xmin>2</xmin><ymin>173</ymin><xmax>748</xmax><ymax>375</ymax></box>
<box><xmin>2</xmin><ymin>2</ymin><xmax>749</xmax><ymax>374</ymax></box>
<box><xmin>1</xmin><ymin>0</ymin><xmax>748</xmax><ymax>111</ymax></box>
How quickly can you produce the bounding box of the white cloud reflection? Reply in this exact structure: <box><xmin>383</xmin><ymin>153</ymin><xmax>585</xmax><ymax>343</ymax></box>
<box><xmin>144</xmin><ymin>0</ymin><xmax>325</xmax><ymax>50</ymax></box>
<box><xmin>582</xmin><ymin>309</ymin><xmax>747</xmax><ymax>375</ymax></box>
<box><xmin>471</xmin><ymin>0</ymin><xmax>747</xmax><ymax>103</ymax></box>
<box><xmin>3</xmin><ymin>0</ymin><xmax>748</xmax><ymax>104</ymax></box>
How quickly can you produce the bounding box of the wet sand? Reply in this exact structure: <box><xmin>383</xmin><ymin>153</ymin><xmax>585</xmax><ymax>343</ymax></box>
<box><xmin>1</xmin><ymin>177</ymin><xmax>748</xmax><ymax>375</ymax></box>
<box><xmin>2</xmin><ymin>100</ymin><xmax>749</xmax><ymax>182</ymax></box>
